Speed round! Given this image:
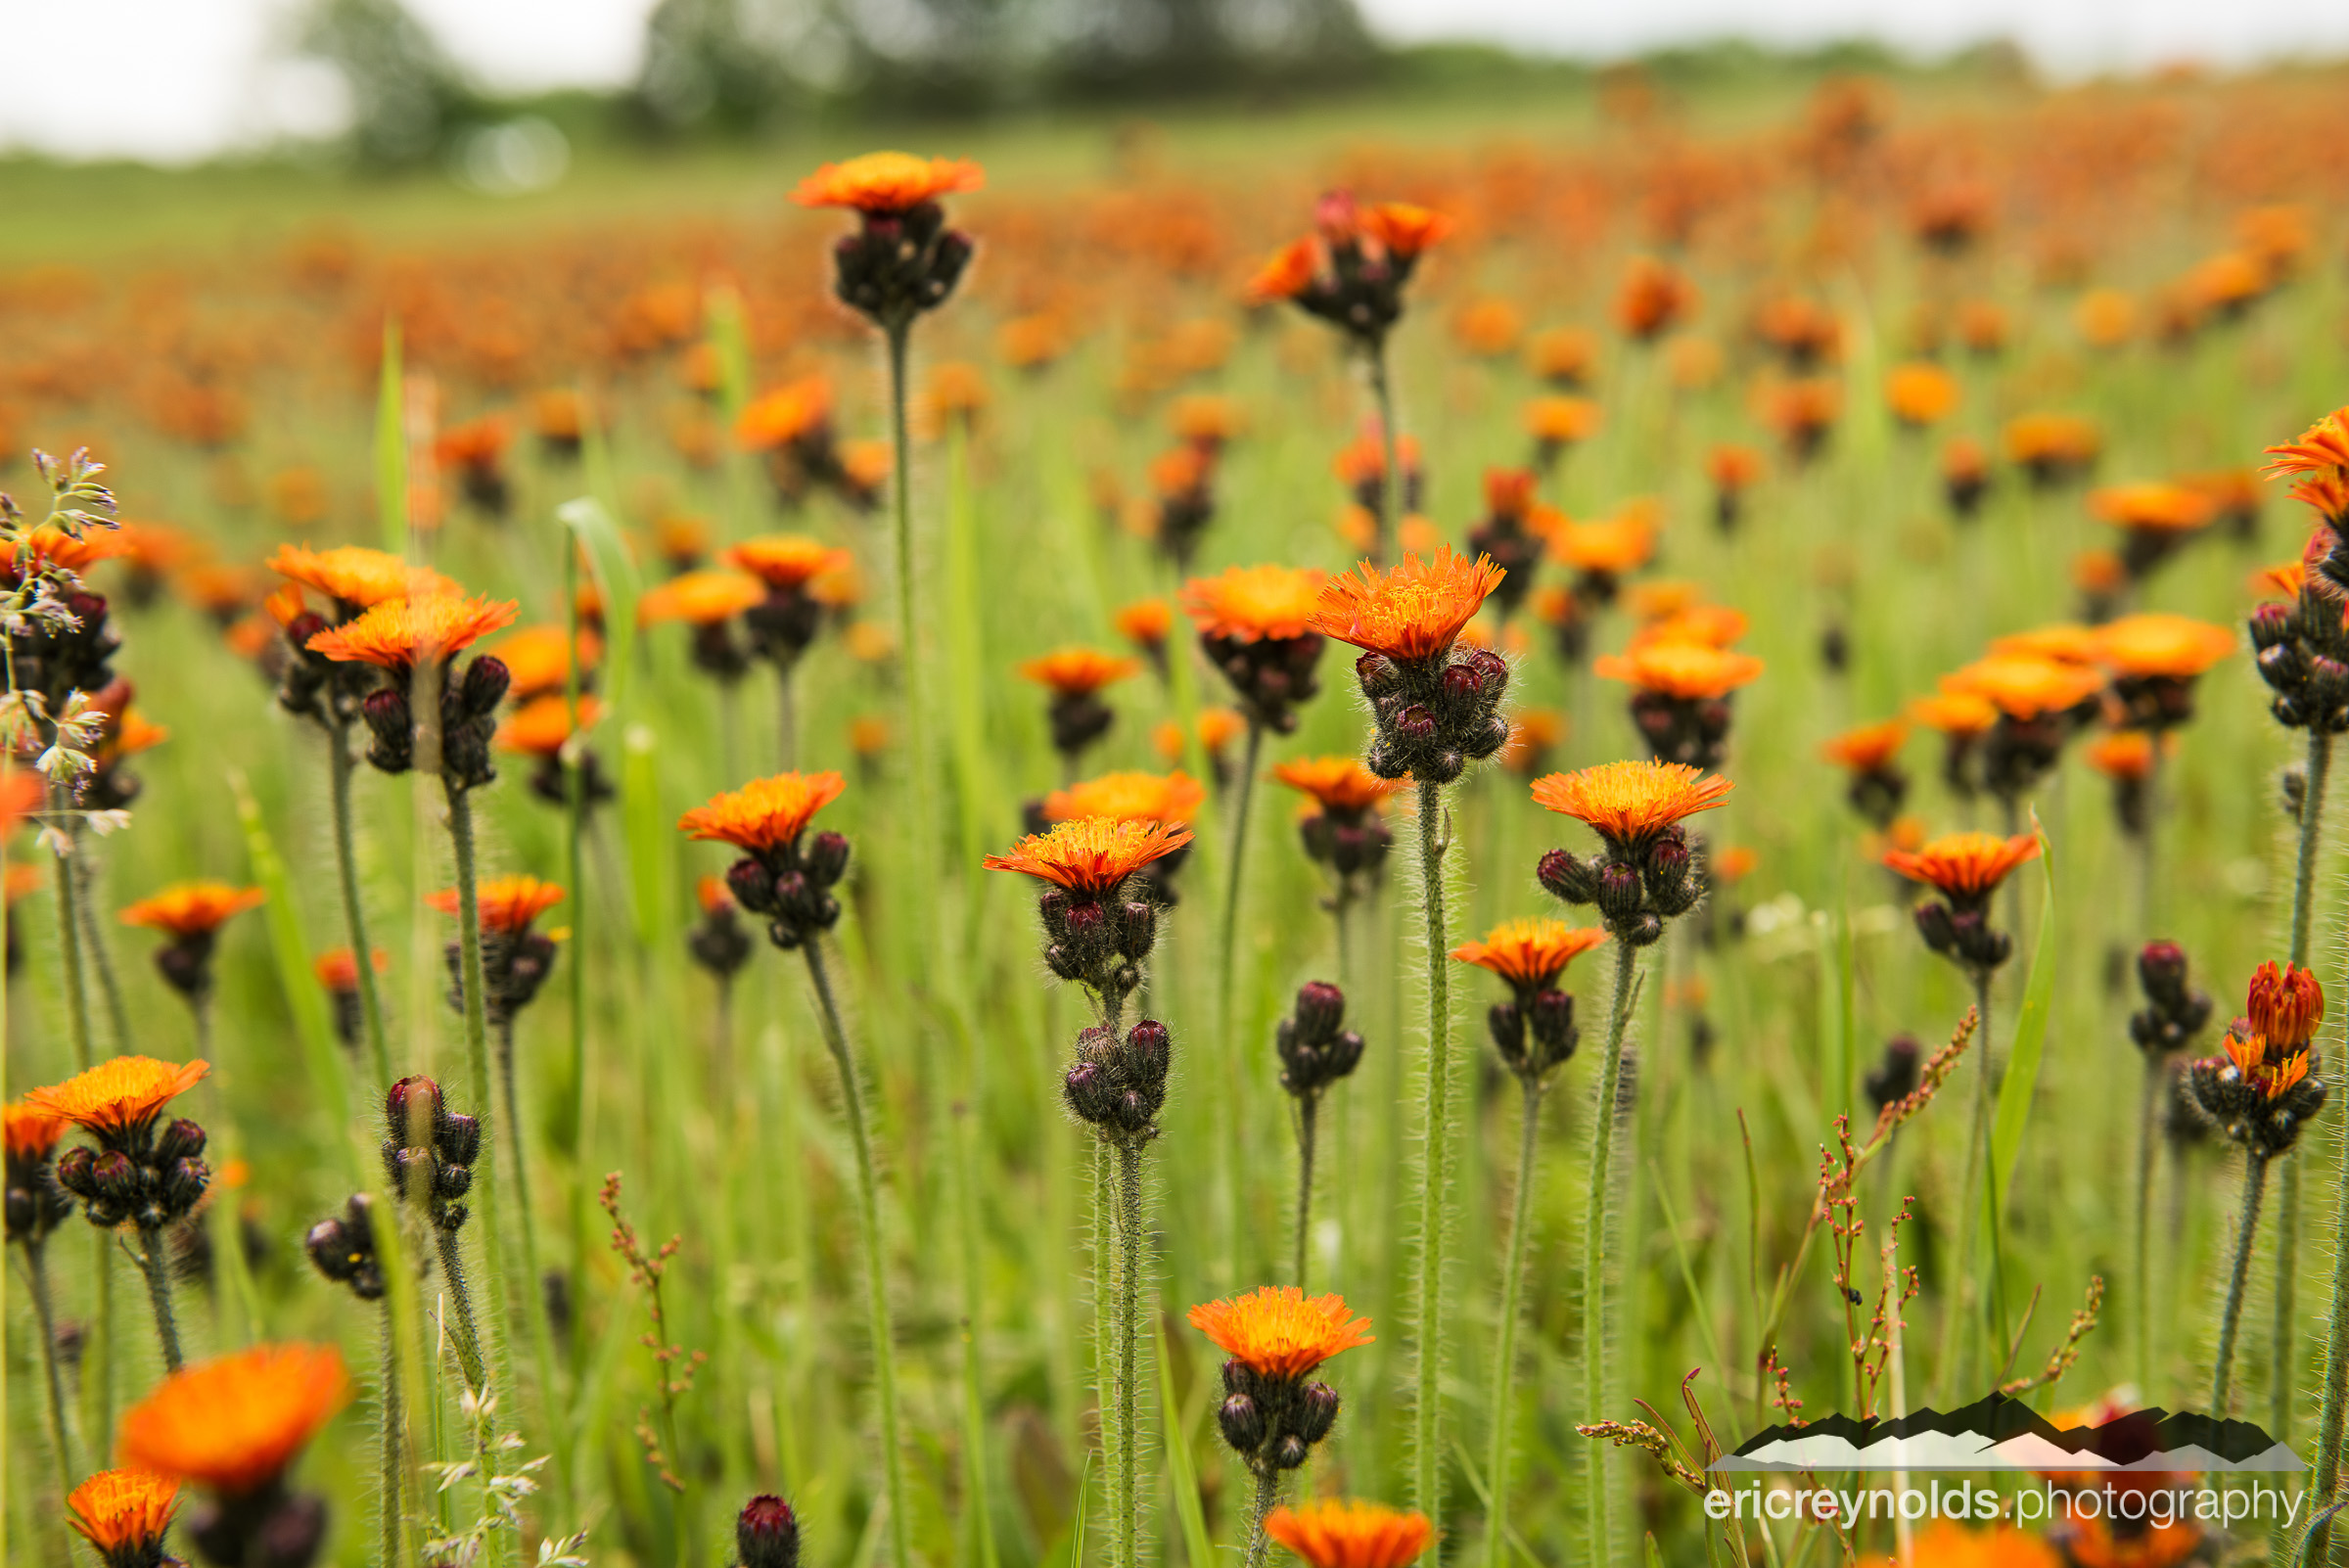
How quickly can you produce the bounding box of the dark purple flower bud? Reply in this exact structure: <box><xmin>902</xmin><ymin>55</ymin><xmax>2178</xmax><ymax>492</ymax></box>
<box><xmin>805</xmin><ymin>831</ymin><xmax>852</xmax><ymax>887</ymax></box>
<box><xmin>1118</xmin><ymin>901</ymin><xmax>1157</xmax><ymax>961</ymax></box>
<box><xmin>387</xmin><ymin>1076</ymin><xmax>442</xmax><ymax>1143</ymax></box>
<box><xmin>1392</xmin><ymin>705</ymin><xmax>1438</xmax><ymax>745</ymax></box>
<box><xmin>155</xmin><ymin>1118</ymin><xmax>207</xmax><ymax>1163</ymax></box>
<box><xmin>55</xmin><ymin>1145</ymin><xmax>97</xmax><ymax>1200</ymax></box>
<box><xmin>739</xmin><ymin>1495</ymin><xmax>802</xmax><ymax>1568</ymax></box>
<box><xmin>459</xmin><ymin>654</ymin><xmax>511</xmax><ymax>715</ymax></box>
<box><xmin>1126</xmin><ymin>1019</ymin><xmax>1172</xmax><ymax>1084</ymax></box>
<box><xmin>1913</xmin><ymin>900</ymin><xmax>1957</xmax><ymax>957</ymax></box>
<box><xmin>1296</xmin><ymin>1381</ymin><xmax>1341</xmax><ymax>1445</ymax></box>
<box><xmin>1356</xmin><ymin>652</ymin><xmax>1400</xmax><ymax>696</ymax></box>
<box><xmin>1441</xmin><ymin>663</ymin><xmax>1484</xmax><ymax>706</ymax></box>
<box><xmin>1539</xmin><ymin>849</ymin><xmax>1598</xmax><ymax>904</ymax></box>
<box><xmin>1596</xmin><ymin>861</ymin><xmax>1645</xmax><ymax>924</ymax></box>
<box><xmin>1218</xmin><ymin>1393</ymin><xmax>1266</xmax><ymax>1453</ymax></box>
<box><xmin>305</xmin><ymin>1218</ymin><xmax>352</xmax><ymax>1278</ymax></box>
<box><xmin>1275</xmin><ymin>1434</ymin><xmax>1310</xmax><ymax>1470</ymax></box>
<box><xmin>438</xmin><ymin>1113</ymin><xmax>482</xmax><ymax>1169</ymax></box>
<box><xmin>1529</xmin><ymin>989</ymin><xmax>1577</xmax><ymax>1061</ymax></box>
<box><xmin>2139</xmin><ymin>941</ymin><xmax>2188</xmax><ymax>1005</ymax></box>
<box><xmin>1294</xmin><ymin>981</ymin><xmax>1346</xmax><ymax>1043</ymax></box>
<box><xmin>2249</xmin><ymin>602</ymin><xmax>2293</xmax><ymax>651</ymax></box>
<box><xmin>726</xmin><ymin>856</ymin><xmax>777</xmax><ymax>917</ymax></box>
<box><xmin>1488</xmin><ymin>1001</ymin><xmax>1526</xmax><ymax>1061</ymax></box>
<box><xmin>161</xmin><ymin>1157</ymin><xmax>209</xmax><ymax>1217</ymax></box>
<box><xmin>89</xmin><ymin>1150</ymin><xmax>138</xmax><ymax>1203</ymax></box>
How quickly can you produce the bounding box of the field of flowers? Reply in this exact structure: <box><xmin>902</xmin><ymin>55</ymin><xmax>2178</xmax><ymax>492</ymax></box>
<box><xmin>5</xmin><ymin>65</ymin><xmax>2349</xmax><ymax>1568</ymax></box>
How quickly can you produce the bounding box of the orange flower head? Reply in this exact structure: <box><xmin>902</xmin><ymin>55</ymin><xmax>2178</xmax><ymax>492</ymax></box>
<box><xmin>487</xmin><ymin>623</ymin><xmax>600</xmax><ymax>701</ymax></box>
<box><xmin>1886</xmin><ymin>361</ymin><xmax>1960</xmax><ymax>426</ymax></box>
<box><xmin>497</xmin><ymin>693</ymin><xmax>602</xmax><ymax>758</ymax></box>
<box><xmin>1198</xmin><ymin>709</ymin><xmax>1246</xmax><ymax>753</ymax></box>
<box><xmin>1908</xmin><ymin>691</ymin><xmax>2000</xmax><ymax>737</ymax></box>
<box><xmin>1044</xmin><ymin>770</ymin><xmax>1206</xmax><ymax>828</ymax></box>
<box><xmin>1615</xmin><ymin>255</ymin><xmax>1698</xmax><ymax>340</ymax></box>
<box><xmin>26</xmin><ymin>1056</ymin><xmax>209</xmax><ymax>1137</ymax></box>
<box><xmin>5</xmin><ymin>1099</ymin><xmax>70</xmax><ymax>1164</ymax></box>
<box><xmin>2085</xmin><ymin>730</ymin><xmax>2155</xmax><ymax>781</ymax></box>
<box><xmin>119</xmin><ymin>883</ymin><xmax>264</xmax><ymax>938</ymax></box>
<box><xmin>2095</xmin><ymin>613</ymin><xmax>2234</xmax><ymax>678</ymax></box>
<box><xmin>21</xmin><ymin>525</ymin><xmax>130</xmax><ymax>576</ymax></box>
<box><xmin>735</xmin><ymin>377</ymin><xmax>833</xmax><ymax>450</ymax></box>
<box><xmin>2264</xmin><ymin>407</ymin><xmax>2349</xmax><ymax>482</ymax></box>
<box><xmin>792</xmin><ymin>151</ymin><xmax>983</xmax><ymax>213</ymax></box>
<box><xmin>1187</xmin><ymin>1285</ymin><xmax>1372</xmax><ymax>1380</ymax></box>
<box><xmin>1990</xmin><ymin>624</ymin><xmax>2103</xmax><ymax>666</ymax></box>
<box><xmin>1593</xmin><ymin>641</ymin><xmax>1763</xmax><ymax>700</ymax></box>
<box><xmin>66</xmin><ymin>1468</ymin><xmax>181</xmax><ymax>1559</ymax></box>
<box><xmin>1707</xmin><ymin>444</ymin><xmax>1764</xmax><ymax>489</ymax></box>
<box><xmin>1020</xmin><ymin>646</ymin><xmax>1142</xmax><ymax>696</ymax></box>
<box><xmin>1523</xmin><ymin>394</ymin><xmax>1602</xmax><ymax>444</ymax></box>
<box><xmin>984</xmin><ymin>818</ymin><xmax>1193</xmax><ymax>895</ymax></box>
<box><xmin>2090</xmin><ymin>483</ymin><xmax>2216</xmax><ymax>533</ymax></box>
<box><xmin>1628</xmin><ymin>604</ymin><xmax>1748</xmax><ymax>652</ymax></box>
<box><xmin>1532</xmin><ymin>760</ymin><xmax>1734</xmax><ymax>848</ymax></box>
<box><xmin>1549</xmin><ymin>512</ymin><xmax>1658</xmax><ymax>576</ymax></box>
<box><xmin>723</xmin><ymin>534</ymin><xmax>852</xmax><ymax>590</ymax></box>
<box><xmin>1821</xmin><ymin>719</ymin><xmax>1908</xmax><ymax>774</ymax></box>
<box><xmin>1883</xmin><ymin>832</ymin><xmax>2041</xmax><ymax>900</ymax></box>
<box><xmin>426</xmin><ymin>875</ymin><xmax>566</xmax><ymax>936</ymax></box>
<box><xmin>267</xmin><ymin>544</ymin><xmax>454</xmax><ymax>610</ymax></box>
<box><xmin>2225</xmin><ymin>1026</ymin><xmax>2315</xmax><ymax>1103</ymax></box>
<box><xmin>312</xmin><ymin>946</ymin><xmax>388</xmax><ymax>991</ymax></box>
<box><xmin>306</xmin><ymin>594</ymin><xmax>519</xmax><ymax>672</ymax></box>
<box><xmin>435</xmin><ymin>415</ymin><xmax>510</xmax><ymax>469</ymax></box>
<box><xmin>1114</xmin><ymin>598</ymin><xmax>1174</xmax><ymax>651</ymax></box>
<box><xmin>1359</xmin><ymin>203</ymin><xmax>1453</xmax><ymax>259</ymax></box>
<box><xmin>1183</xmin><ymin>565</ymin><xmax>1327</xmax><ymax>643</ymax></box>
<box><xmin>1264</xmin><ymin>1500</ymin><xmax>1434</xmax><ymax>1568</ymax></box>
<box><xmin>679</xmin><ymin>772</ymin><xmax>848</xmax><ymax>854</ymax></box>
<box><xmin>1247</xmin><ymin>239</ymin><xmax>1321</xmax><ymax>306</ymax></box>
<box><xmin>119</xmin><ymin>1343</ymin><xmax>351</xmax><ymax>1497</ymax></box>
<box><xmin>1272</xmin><ymin>757</ymin><xmax>1405</xmax><ymax>815</ymax></box>
<box><xmin>638</xmin><ymin>570</ymin><xmax>765</xmax><ymax>627</ymax></box>
<box><xmin>2004</xmin><ymin>412</ymin><xmax>2102</xmax><ymax>470</ymax></box>
<box><xmin>2246</xmin><ymin>960</ymin><xmax>2324</xmax><ymax>1051</ymax></box>
<box><xmin>1171</xmin><ymin>393</ymin><xmax>1246</xmax><ymax>447</ymax></box>
<box><xmin>1451</xmin><ymin>918</ymin><xmax>1607</xmax><ymax>991</ymax></box>
<box><xmin>1941</xmin><ymin>656</ymin><xmax>2105</xmax><ymax>719</ymax></box>
<box><xmin>1309</xmin><ymin>547</ymin><xmax>1505</xmax><ymax>664</ymax></box>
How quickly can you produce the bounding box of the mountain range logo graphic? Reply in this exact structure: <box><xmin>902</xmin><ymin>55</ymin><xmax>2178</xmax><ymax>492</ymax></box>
<box><xmin>1714</xmin><ymin>1393</ymin><xmax>2301</xmax><ymax>1473</ymax></box>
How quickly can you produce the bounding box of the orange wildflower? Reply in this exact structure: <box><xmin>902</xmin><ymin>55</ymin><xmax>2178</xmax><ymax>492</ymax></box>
<box><xmin>26</xmin><ymin>1056</ymin><xmax>210</xmax><ymax>1137</ymax></box>
<box><xmin>1941</xmin><ymin>656</ymin><xmax>2105</xmax><ymax>719</ymax></box>
<box><xmin>267</xmin><ymin>544</ymin><xmax>453</xmax><ymax>609</ymax></box>
<box><xmin>2095</xmin><ymin>613</ymin><xmax>2234</xmax><ymax>678</ymax></box>
<box><xmin>1883</xmin><ymin>832</ymin><xmax>2041</xmax><ymax>899</ymax></box>
<box><xmin>66</xmin><ymin>1468</ymin><xmax>181</xmax><ymax>1560</ymax></box>
<box><xmin>678</xmin><ymin>772</ymin><xmax>847</xmax><ymax>853</ymax></box>
<box><xmin>119</xmin><ymin>883</ymin><xmax>264</xmax><ymax>938</ymax></box>
<box><xmin>425</xmin><ymin>875</ymin><xmax>566</xmax><ymax>936</ymax></box>
<box><xmin>1532</xmin><ymin>760</ymin><xmax>1734</xmax><ymax>847</ymax></box>
<box><xmin>306</xmin><ymin>594</ymin><xmax>519</xmax><ymax>672</ymax></box>
<box><xmin>1990</xmin><ymin>624</ymin><xmax>2103</xmax><ymax>666</ymax></box>
<box><xmin>1908</xmin><ymin>691</ymin><xmax>2000</xmax><ymax>737</ymax></box>
<box><xmin>1114</xmin><ymin>598</ymin><xmax>1174</xmax><ymax>651</ymax></box>
<box><xmin>20</xmin><ymin>525</ymin><xmax>129</xmax><ymax>576</ymax></box>
<box><xmin>1044</xmin><ymin>770</ymin><xmax>1207</xmax><ymax>827</ymax></box>
<box><xmin>1527</xmin><ymin>325</ymin><xmax>1599</xmax><ymax>386</ymax></box>
<box><xmin>1628</xmin><ymin>605</ymin><xmax>1749</xmax><ymax>651</ymax></box>
<box><xmin>1615</xmin><ymin>255</ymin><xmax>1697</xmax><ymax>340</ymax></box>
<box><xmin>1886</xmin><ymin>361</ymin><xmax>1960</xmax><ymax>426</ymax></box>
<box><xmin>723</xmin><ymin>534</ymin><xmax>852</xmax><ymax>590</ymax></box>
<box><xmin>1246</xmin><ymin>239</ymin><xmax>1320</xmax><ymax>306</ymax></box>
<box><xmin>2090</xmin><ymin>483</ymin><xmax>2215</xmax><ymax>533</ymax></box>
<box><xmin>1263</xmin><ymin>1500</ymin><xmax>1434</xmax><ymax>1568</ymax></box>
<box><xmin>118</xmin><ymin>1343</ymin><xmax>351</xmax><ymax>1496</ymax></box>
<box><xmin>1186</xmin><ymin>1285</ymin><xmax>1372</xmax><ymax>1380</ymax></box>
<box><xmin>1593</xmin><ymin>642</ymin><xmax>1763</xmax><ymax>700</ymax></box>
<box><xmin>1451</xmin><ymin>918</ymin><xmax>1607</xmax><ymax>991</ymax></box>
<box><xmin>638</xmin><ymin>570</ymin><xmax>764</xmax><ymax>626</ymax></box>
<box><xmin>1707</xmin><ymin>444</ymin><xmax>1764</xmax><ymax>489</ymax></box>
<box><xmin>1359</xmin><ymin>203</ymin><xmax>1453</xmax><ymax>259</ymax></box>
<box><xmin>2247</xmin><ymin>959</ymin><xmax>2325</xmax><ymax>1049</ymax></box>
<box><xmin>312</xmin><ymin>946</ymin><xmax>388</xmax><ymax>990</ymax></box>
<box><xmin>2226</xmin><ymin>1026</ymin><xmax>2314</xmax><ymax>1102</ymax></box>
<box><xmin>497</xmin><ymin>693</ymin><xmax>602</xmax><ymax>757</ymax></box>
<box><xmin>4</xmin><ymin>1099</ymin><xmax>70</xmax><ymax>1163</ymax></box>
<box><xmin>1308</xmin><ymin>548</ymin><xmax>1505</xmax><ymax>663</ymax></box>
<box><xmin>2086</xmin><ymin>730</ymin><xmax>2155</xmax><ymax>781</ymax></box>
<box><xmin>1549</xmin><ymin>512</ymin><xmax>1658</xmax><ymax>576</ymax></box>
<box><xmin>1182</xmin><ymin>565</ymin><xmax>1327</xmax><ymax>643</ymax></box>
<box><xmin>792</xmin><ymin>151</ymin><xmax>983</xmax><ymax>213</ymax></box>
<box><xmin>735</xmin><ymin>377</ymin><xmax>833</xmax><ymax>449</ymax></box>
<box><xmin>487</xmin><ymin>623</ymin><xmax>600</xmax><ymax>701</ymax></box>
<box><xmin>1020</xmin><ymin>646</ymin><xmax>1142</xmax><ymax>696</ymax></box>
<box><xmin>1272</xmin><ymin>757</ymin><xmax>1405</xmax><ymax>814</ymax></box>
<box><xmin>1821</xmin><ymin>719</ymin><xmax>1908</xmax><ymax>773</ymax></box>
<box><xmin>1523</xmin><ymin>394</ymin><xmax>1603</xmax><ymax>445</ymax></box>
<box><xmin>2004</xmin><ymin>413</ymin><xmax>2101</xmax><ymax>476</ymax></box>
<box><xmin>983</xmin><ymin>818</ymin><xmax>1194</xmax><ymax>894</ymax></box>
<box><xmin>2263</xmin><ymin>407</ymin><xmax>2349</xmax><ymax>481</ymax></box>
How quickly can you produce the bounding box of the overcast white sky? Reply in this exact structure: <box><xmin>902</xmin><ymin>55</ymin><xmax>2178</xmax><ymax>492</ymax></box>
<box><xmin>2</xmin><ymin>0</ymin><xmax>2345</xmax><ymax>161</ymax></box>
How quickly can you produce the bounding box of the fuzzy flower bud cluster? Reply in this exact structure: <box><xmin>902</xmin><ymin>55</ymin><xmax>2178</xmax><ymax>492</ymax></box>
<box><xmin>304</xmin><ymin>1192</ymin><xmax>385</xmax><ymax>1302</ymax></box>
<box><xmin>381</xmin><ymin>1076</ymin><xmax>480</xmax><ymax>1233</ymax></box>
<box><xmin>361</xmin><ymin>654</ymin><xmax>510</xmax><ymax>788</ymax></box>
<box><xmin>1539</xmin><ymin>826</ymin><xmax>1702</xmax><ymax>948</ymax></box>
<box><xmin>58</xmin><ymin>1116</ymin><xmax>208</xmax><ymax>1233</ymax></box>
<box><xmin>727</xmin><ymin>829</ymin><xmax>851</xmax><ymax>951</ymax></box>
<box><xmin>1277</xmin><ymin>981</ymin><xmax>1365</xmax><ymax>1101</ymax></box>
<box><xmin>1064</xmin><ymin>1019</ymin><xmax>1173</xmax><ymax>1141</ymax></box>
<box><xmin>1356</xmin><ymin>645</ymin><xmax>1510</xmax><ymax>786</ymax></box>
<box><xmin>2130</xmin><ymin>941</ymin><xmax>2213</xmax><ymax>1058</ymax></box>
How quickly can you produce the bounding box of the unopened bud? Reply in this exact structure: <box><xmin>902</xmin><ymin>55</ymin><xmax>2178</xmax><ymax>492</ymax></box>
<box><xmin>805</xmin><ymin>831</ymin><xmax>852</xmax><ymax>887</ymax></box>
<box><xmin>154</xmin><ymin>1118</ymin><xmax>207</xmax><ymax>1163</ymax></box>
<box><xmin>1294</xmin><ymin>981</ymin><xmax>1346</xmax><ymax>1043</ymax></box>
<box><xmin>1297</xmin><ymin>1381</ymin><xmax>1341</xmax><ymax>1445</ymax></box>
<box><xmin>738</xmin><ymin>1496</ymin><xmax>802</xmax><ymax>1568</ymax></box>
<box><xmin>1218</xmin><ymin>1393</ymin><xmax>1266</xmax><ymax>1453</ymax></box>
<box><xmin>459</xmin><ymin>654</ymin><xmax>512</xmax><ymax>715</ymax></box>
<box><xmin>1539</xmin><ymin>849</ymin><xmax>1598</xmax><ymax>904</ymax></box>
<box><xmin>1596</xmin><ymin>861</ymin><xmax>1645</xmax><ymax>924</ymax></box>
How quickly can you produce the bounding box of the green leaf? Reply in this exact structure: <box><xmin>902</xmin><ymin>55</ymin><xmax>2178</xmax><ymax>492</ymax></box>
<box><xmin>374</xmin><ymin>318</ymin><xmax>406</xmax><ymax>556</ymax></box>
<box><xmin>557</xmin><ymin>495</ymin><xmax>640</xmax><ymax>711</ymax></box>
<box><xmin>1156</xmin><ymin>1317</ymin><xmax>1215</xmax><ymax>1568</ymax></box>
<box><xmin>1991</xmin><ymin>825</ymin><xmax>2058</xmax><ymax>1204</ymax></box>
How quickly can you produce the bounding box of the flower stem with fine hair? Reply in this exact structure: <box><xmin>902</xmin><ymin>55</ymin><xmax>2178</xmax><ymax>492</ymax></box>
<box><xmin>21</xmin><ymin>1239</ymin><xmax>74</xmax><ymax>1500</ymax></box>
<box><xmin>330</xmin><ymin>714</ymin><xmax>395</xmax><ymax>1089</ymax></box>
<box><xmin>379</xmin><ymin>1298</ymin><xmax>405</xmax><ymax>1568</ymax></box>
<box><xmin>442</xmin><ymin>783</ymin><xmax>519</xmax><ymax>1416</ymax></box>
<box><xmin>2271</xmin><ymin>729</ymin><xmax>2328</xmax><ymax>1445</ymax></box>
<box><xmin>883</xmin><ymin>318</ymin><xmax>935</xmax><ymax>875</ymax></box>
<box><xmin>133</xmin><ymin>1220</ymin><xmax>184</xmax><ymax>1371</ymax></box>
<box><xmin>801</xmin><ymin>939</ymin><xmax>911</xmax><ymax>1568</ymax></box>
<box><xmin>1241</xmin><ymin>1468</ymin><xmax>1281</xmax><ymax>1568</ymax></box>
<box><xmin>1484</xmin><ymin>1076</ymin><xmax>1545</xmax><ymax>1568</ymax></box>
<box><xmin>1582</xmin><ymin>938</ymin><xmax>1638</xmax><ymax>1568</ymax></box>
<box><xmin>2213</xmin><ymin>1151</ymin><xmax>2271</xmax><ymax>1413</ymax></box>
<box><xmin>1367</xmin><ymin>342</ymin><xmax>1399</xmax><ymax>567</ymax></box>
<box><xmin>1113</xmin><ymin>1137</ymin><xmax>1149</xmax><ymax>1568</ymax></box>
<box><xmin>1219</xmin><ymin>716</ymin><xmax>1266</xmax><ymax>1278</ymax></box>
<box><xmin>1291</xmin><ymin>1093</ymin><xmax>1319</xmax><ymax>1289</ymax></box>
<box><xmin>50</xmin><ymin>784</ymin><xmax>93</xmax><ymax>1073</ymax></box>
<box><xmin>1406</xmin><ymin>777</ymin><xmax>1455</xmax><ymax>1530</ymax></box>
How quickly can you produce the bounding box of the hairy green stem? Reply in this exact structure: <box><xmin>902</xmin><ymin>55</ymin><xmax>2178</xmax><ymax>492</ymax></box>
<box><xmin>2276</xmin><ymin>1168</ymin><xmax>2304</xmax><ymax>1441</ymax></box>
<box><xmin>1094</xmin><ymin>1138</ymin><xmax>1122</xmax><ymax>1566</ymax></box>
<box><xmin>1241</xmin><ymin>1466</ymin><xmax>1281</xmax><ymax>1568</ymax></box>
<box><xmin>776</xmin><ymin>663</ymin><xmax>798</xmax><ymax>773</ymax></box>
<box><xmin>134</xmin><ymin>1220</ymin><xmax>184</xmax><ymax>1370</ymax></box>
<box><xmin>51</xmin><ymin>785</ymin><xmax>92</xmax><ymax>1072</ymax></box>
<box><xmin>493</xmin><ymin>1011</ymin><xmax>565</xmax><ymax>1493</ymax></box>
<box><xmin>1115</xmin><ymin>1137</ymin><xmax>1147</xmax><ymax>1568</ymax></box>
<box><xmin>71</xmin><ymin>835</ymin><xmax>130</xmax><ymax>1054</ymax></box>
<box><xmin>1218</xmin><ymin>718</ymin><xmax>1265</xmax><ymax>1283</ymax></box>
<box><xmin>443</xmin><ymin>784</ymin><xmax>519</xmax><ymax>1420</ymax></box>
<box><xmin>882</xmin><ymin>318</ymin><xmax>935</xmax><ymax>879</ymax></box>
<box><xmin>330</xmin><ymin>715</ymin><xmax>395</xmax><ymax>1090</ymax></box>
<box><xmin>22</xmin><ymin>1241</ymin><xmax>73</xmax><ymax>1502</ymax></box>
<box><xmin>434</xmin><ymin>1226</ymin><xmax>489</xmax><ymax>1394</ymax></box>
<box><xmin>2290</xmin><ymin>730</ymin><xmax>2330</xmax><ymax>968</ymax></box>
<box><xmin>1484</xmin><ymin>1076</ymin><xmax>1545</xmax><ymax>1568</ymax></box>
<box><xmin>1583</xmin><ymin>939</ymin><xmax>1639</xmax><ymax>1568</ymax></box>
<box><xmin>2214</xmin><ymin>1152</ymin><xmax>2272</xmax><ymax>1413</ymax></box>
<box><xmin>379</xmin><ymin>1298</ymin><xmax>405</xmax><ymax>1568</ymax></box>
<box><xmin>802</xmin><ymin>941</ymin><xmax>911</xmax><ymax>1568</ymax></box>
<box><xmin>1366</xmin><ymin>342</ymin><xmax>1399</xmax><ymax>566</ymax></box>
<box><xmin>1409</xmin><ymin>777</ymin><xmax>1453</xmax><ymax>1530</ymax></box>
<box><xmin>2135</xmin><ymin>1061</ymin><xmax>2158</xmax><ymax>1393</ymax></box>
<box><xmin>1292</xmin><ymin>1093</ymin><xmax>1319</xmax><ymax>1290</ymax></box>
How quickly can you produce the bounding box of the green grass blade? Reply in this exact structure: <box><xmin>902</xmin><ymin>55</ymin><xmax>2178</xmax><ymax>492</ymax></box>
<box><xmin>1991</xmin><ymin>830</ymin><xmax>2058</xmax><ymax>1205</ymax></box>
<box><xmin>1154</xmin><ymin>1317</ymin><xmax>1214</xmax><ymax>1568</ymax></box>
<box><xmin>375</xmin><ymin>318</ymin><xmax>406</xmax><ymax>556</ymax></box>
<box><xmin>557</xmin><ymin>495</ymin><xmax>641</xmax><ymax>710</ymax></box>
